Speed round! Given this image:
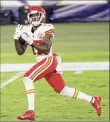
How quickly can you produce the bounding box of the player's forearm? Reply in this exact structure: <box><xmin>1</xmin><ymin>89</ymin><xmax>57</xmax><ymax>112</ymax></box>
<box><xmin>30</xmin><ymin>34</ymin><xmax>52</xmax><ymax>55</ymax></box>
<box><xmin>14</xmin><ymin>39</ymin><xmax>27</xmax><ymax>55</ymax></box>
<box><xmin>31</xmin><ymin>43</ymin><xmax>50</xmax><ymax>55</ymax></box>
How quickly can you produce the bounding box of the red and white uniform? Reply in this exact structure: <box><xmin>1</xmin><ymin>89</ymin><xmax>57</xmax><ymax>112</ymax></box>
<box><xmin>33</xmin><ymin>23</ymin><xmax>54</xmax><ymax>62</ymax></box>
<box><xmin>23</xmin><ymin>23</ymin><xmax>65</xmax><ymax>93</ymax></box>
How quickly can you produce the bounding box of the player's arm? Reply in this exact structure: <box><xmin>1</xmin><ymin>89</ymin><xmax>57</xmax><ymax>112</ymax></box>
<box><xmin>14</xmin><ymin>24</ymin><xmax>28</xmax><ymax>55</ymax></box>
<box><xmin>31</xmin><ymin>33</ymin><xmax>53</xmax><ymax>55</ymax></box>
<box><xmin>14</xmin><ymin>37</ymin><xmax>28</xmax><ymax>55</ymax></box>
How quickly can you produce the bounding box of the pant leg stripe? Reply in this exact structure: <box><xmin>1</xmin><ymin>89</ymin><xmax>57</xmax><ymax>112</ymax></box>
<box><xmin>28</xmin><ymin>57</ymin><xmax>48</xmax><ymax>78</ymax></box>
<box><xmin>32</xmin><ymin>56</ymin><xmax>53</xmax><ymax>81</ymax></box>
<box><xmin>31</xmin><ymin>57</ymin><xmax>52</xmax><ymax>80</ymax></box>
<box><xmin>30</xmin><ymin>57</ymin><xmax>52</xmax><ymax>80</ymax></box>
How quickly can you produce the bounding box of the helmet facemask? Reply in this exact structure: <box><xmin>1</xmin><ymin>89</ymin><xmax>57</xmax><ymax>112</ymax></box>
<box><xmin>28</xmin><ymin>11</ymin><xmax>45</xmax><ymax>26</ymax></box>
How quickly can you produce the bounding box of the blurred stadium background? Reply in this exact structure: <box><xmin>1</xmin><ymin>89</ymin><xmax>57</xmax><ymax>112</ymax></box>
<box><xmin>0</xmin><ymin>0</ymin><xmax>109</xmax><ymax>24</ymax></box>
<box><xmin>0</xmin><ymin>0</ymin><xmax>109</xmax><ymax>121</ymax></box>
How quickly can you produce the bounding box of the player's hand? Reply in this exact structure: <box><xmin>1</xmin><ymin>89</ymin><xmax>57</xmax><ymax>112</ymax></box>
<box><xmin>21</xmin><ymin>31</ymin><xmax>33</xmax><ymax>45</ymax></box>
<box><xmin>14</xmin><ymin>24</ymin><xmax>23</xmax><ymax>40</ymax></box>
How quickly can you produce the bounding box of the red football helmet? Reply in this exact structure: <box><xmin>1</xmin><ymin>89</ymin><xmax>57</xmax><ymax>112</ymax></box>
<box><xmin>27</xmin><ymin>6</ymin><xmax>46</xmax><ymax>26</ymax></box>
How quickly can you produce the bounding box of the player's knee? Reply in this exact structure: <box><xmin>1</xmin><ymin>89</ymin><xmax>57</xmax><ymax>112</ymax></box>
<box><xmin>53</xmin><ymin>85</ymin><xmax>65</xmax><ymax>93</ymax></box>
<box><xmin>23</xmin><ymin>77</ymin><xmax>33</xmax><ymax>84</ymax></box>
<box><xmin>23</xmin><ymin>77</ymin><xmax>34</xmax><ymax>90</ymax></box>
<box><xmin>24</xmin><ymin>72</ymin><xmax>37</xmax><ymax>82</ymax></box>
<box><xmin>59</xmin><ymin>86</ymin><xmax>75</xmax><ymax>97</ymax></box>
<box><xmin>24</xmin><ymin>71</ymin><xmax>30</xmax><ymax>77</ymax></box>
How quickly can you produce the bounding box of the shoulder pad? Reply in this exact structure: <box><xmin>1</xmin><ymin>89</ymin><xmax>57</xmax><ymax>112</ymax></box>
<box><xmin>41</xmin><ymin>24</ymin><xmax>54</xmax><ymax>35</ymax></box>
<box><xmin>42</xmin><ymin>23</ymin><xmax>54</xmax><ymax>31</ymax></box>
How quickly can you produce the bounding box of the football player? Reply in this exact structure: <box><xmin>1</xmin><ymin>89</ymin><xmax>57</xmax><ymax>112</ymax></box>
<box><xmin>14</xmin><ymin>6</ymin><xmax>101</xmax><ymax>121</ymax></box>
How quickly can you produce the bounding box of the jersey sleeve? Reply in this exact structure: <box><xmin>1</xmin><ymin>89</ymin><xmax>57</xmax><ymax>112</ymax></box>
<box><xmin>44</xmin><ymin>24</ymin><xmax>55</xmax><ymax>35</ymax></box>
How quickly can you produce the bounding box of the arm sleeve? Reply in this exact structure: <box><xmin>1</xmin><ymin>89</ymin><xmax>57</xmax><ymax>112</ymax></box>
<box><xmin>44</xmin><ymin>24</ymin><xmax>55</xmax><ymax>39</ymax></box>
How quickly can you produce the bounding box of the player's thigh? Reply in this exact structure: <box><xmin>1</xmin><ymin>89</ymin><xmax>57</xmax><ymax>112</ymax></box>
<box><xmin>33</xmin><ymin>56</ymin><xmax>57</xmax><ymax>81</ymax></box>
<box><xmin>45</xmin><ymin>72</ymin><xmax>65</xmax><ymax>93</ymax></box>
<box><xmin>24</xmin><ymin>56</ymin><xmax>57</xmax><ymax>82</ymax></box>
<box><xmin>24</xmin><ymin>57</ymin><xmax>48</xmax><ymax>79</ymax></box>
